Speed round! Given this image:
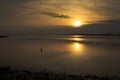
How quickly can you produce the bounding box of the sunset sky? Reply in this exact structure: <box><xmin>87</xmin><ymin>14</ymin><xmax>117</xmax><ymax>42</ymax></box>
<box><xmin>0</xmin><ymin>0</ymin><xmax>120</xmax><ymax>34</ymax></box>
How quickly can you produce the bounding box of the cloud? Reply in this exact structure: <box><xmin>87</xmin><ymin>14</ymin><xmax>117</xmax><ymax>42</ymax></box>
<box><xmin>41</xmin><ymin>12</ymin><xmax>71</xmax><ymax>19</ymax></box>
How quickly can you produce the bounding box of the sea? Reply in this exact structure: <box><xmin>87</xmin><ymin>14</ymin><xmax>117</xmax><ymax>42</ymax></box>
<box><xmin>0</xmin><ymin>34</ymin><xmax>120</xmax><ymax>75</ymax></box>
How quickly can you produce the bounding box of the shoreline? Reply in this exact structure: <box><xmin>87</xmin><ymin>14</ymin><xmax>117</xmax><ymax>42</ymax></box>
<box><xmin>0</xmin><ymin>66</ymin><xmax>120</xmax><ymax>80</ymax></box>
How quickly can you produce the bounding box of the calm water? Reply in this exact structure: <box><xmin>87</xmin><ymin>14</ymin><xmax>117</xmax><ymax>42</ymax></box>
<box><xmin>0</xmin><ymin>35</ymin><xmax>120</xmax><ymax>74</ymax></box>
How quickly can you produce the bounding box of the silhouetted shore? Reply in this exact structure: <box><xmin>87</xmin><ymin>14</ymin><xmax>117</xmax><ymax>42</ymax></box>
<box><xmin>0</xmin><ymin>36</ymin><xmax>8</xmax><ymax>38</ymax></box>
<box><xmin>0</xmin><ymin>66</ymin><xmax>120</xmax><ymax>80</ymax></box>
<box><xmin>58</xmin><ymin>34</ymin><xmax>120</xmax><ymax>36</ymax></box>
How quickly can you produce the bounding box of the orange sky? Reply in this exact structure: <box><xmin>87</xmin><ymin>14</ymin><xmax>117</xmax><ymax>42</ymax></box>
<box><xmin>0</xmin><ymin>0</ymin><xmax>120</xmax><ymax>27</ymax></box>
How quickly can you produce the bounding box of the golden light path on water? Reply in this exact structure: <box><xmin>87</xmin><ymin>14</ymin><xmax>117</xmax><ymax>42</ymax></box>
<box><xmin>69</xmin><ymin>42</ymin><xmax>85</xmax><ymax>56</ymax></box>
<box><xmin>65</xmin><ymin>34</ymin><xmax>86</xmax><ymax>57</ymax></box>
<box><xmin>67</xmin><ymin>35</ymin><xmax>85</xmax><ymax>56</ymax></box>
<box><xmin>69</xmin><ymin>35</ymin><xmax>84</xmax><ymax>41</ymax></box>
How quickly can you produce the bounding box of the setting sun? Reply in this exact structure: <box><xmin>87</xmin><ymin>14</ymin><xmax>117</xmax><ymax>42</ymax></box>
<box><xmin>74</xmin><ymin>20</ymin><xmax>83</xmax><ymax>27</ymax></box>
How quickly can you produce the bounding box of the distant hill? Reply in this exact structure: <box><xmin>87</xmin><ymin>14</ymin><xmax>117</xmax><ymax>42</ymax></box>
<box><xmin>0</xmin><ymin>20</ymin><xmax>120</xmax><ymax>35</ymax></box>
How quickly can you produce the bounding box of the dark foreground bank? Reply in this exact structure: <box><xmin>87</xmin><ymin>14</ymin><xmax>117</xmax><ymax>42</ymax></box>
<box><xmin>0</xmin><ymin>67</ymin><xmax>120</xmax><ymax>80</ymax></box>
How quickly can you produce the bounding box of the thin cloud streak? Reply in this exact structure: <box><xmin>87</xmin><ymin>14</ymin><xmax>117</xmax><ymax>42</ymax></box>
<box><xmin>41</xmin><ymin>12</ymin><xmax>71</xmax><ymax>19</ymax></box>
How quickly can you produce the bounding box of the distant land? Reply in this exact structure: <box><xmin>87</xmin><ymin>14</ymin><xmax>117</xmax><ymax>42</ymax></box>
<box><xmin>0</xmin><ymin>36</ymin><xmax>8</xmax><ymax>38</ymax></box>
<box><xmin>0</xmin><ymin>20</ymin><xmax>120</xmax><ymax>35</ymax></box>
<box><xmin>58</xmin><ymin>34</ymin><xmax>120</xmax><ymax>36</ymax></box>
<box><xmin>0</xmin><ymin>34</ymin><xmax>120</xmax><ymax>38</ymax></box>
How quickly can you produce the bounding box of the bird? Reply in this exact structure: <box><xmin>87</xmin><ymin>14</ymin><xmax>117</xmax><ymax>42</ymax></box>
<box><xmin>40</xmin><ymin>48</ymin><xmax>43</xmax><ymax>52</ymax></box>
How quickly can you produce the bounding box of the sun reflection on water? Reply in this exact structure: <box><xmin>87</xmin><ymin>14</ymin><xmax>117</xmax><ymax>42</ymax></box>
<box><xmin>74</xmin><ymin>38</ymin><xmax>82</xmax><ymax>41</ymax></box>
<box><xmin>74</xmin><ymin>43</ymin><xmax>81</xmax><ymax>50</ymax></box>
<box><xmin>69</xmin><ymin>37</ymin><xmax>84</xmax><ymax>42</ymax></box>
<box><xmin>69</xmin><ymin>42</ymin><xmax>85</xmax><ymax>55</ymax></box>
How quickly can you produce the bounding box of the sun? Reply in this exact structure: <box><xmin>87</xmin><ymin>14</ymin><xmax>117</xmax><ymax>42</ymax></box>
<box><xmin>74</xmin><ymin>20</ymin><xmax>83</xmax><ymax>27</ymax></box>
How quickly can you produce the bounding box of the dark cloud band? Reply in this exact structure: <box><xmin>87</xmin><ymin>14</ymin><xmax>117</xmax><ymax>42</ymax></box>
<box><xmin>41</xmin><ymin>12</ymin><xmax>71</xmax><ymax>19</ymax></box>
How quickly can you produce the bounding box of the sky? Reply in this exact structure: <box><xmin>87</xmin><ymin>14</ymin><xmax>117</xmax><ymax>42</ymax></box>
<box><xmin>0</xmin><ymin>0</ymin><xmax>120</xmax><ymax>34</ymax></box>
